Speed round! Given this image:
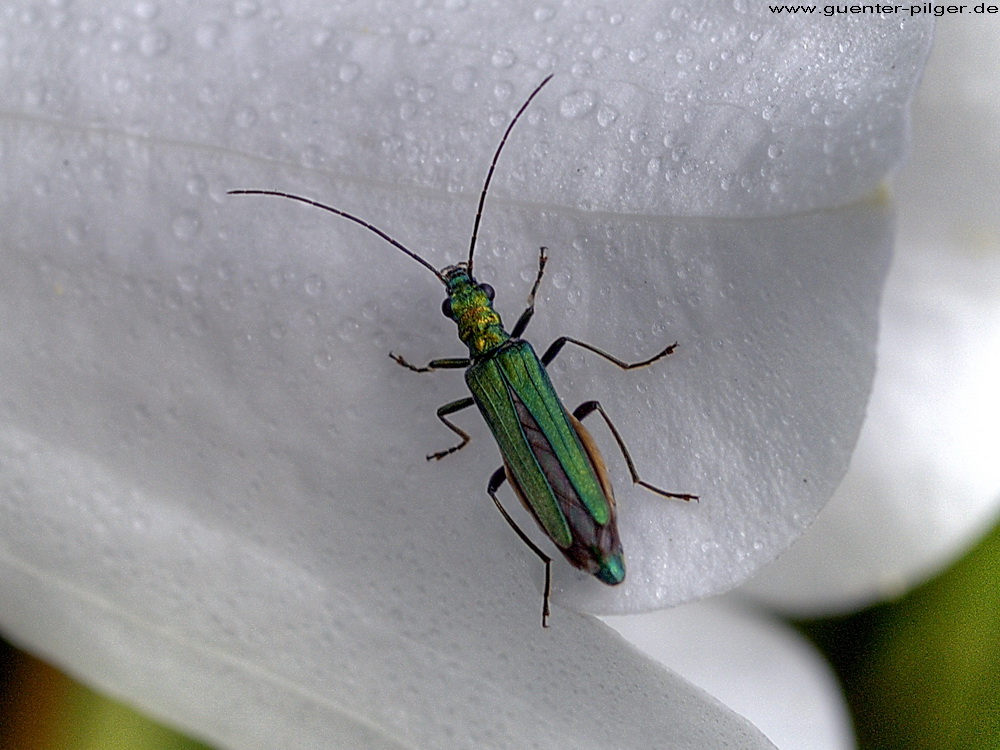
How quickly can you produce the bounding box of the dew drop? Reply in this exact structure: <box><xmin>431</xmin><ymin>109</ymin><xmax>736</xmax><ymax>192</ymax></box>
<box><xmin>109</xmin><ymin>36</ymin><xmax>129</xmax><ymax>55</ymax></box>
<box><xmin>304</xmin><ymin>275</ymin><xmax>325</xmax><ymax>296</ymax></box>
<box><xmin>336</xmin><ymin>317</ymin><xmax>362</xmax><ymax>343</ymax></box>
<box><xmin>407</xmin><ymin>26</ymin><xmax>433</xmax><ymax>45</ymax></box>
<box><xmin>491</xmin><ymin>48</ymin><xmax>516</xmax><ymax>69</ymax></box>
<box><xmin>198</xmin><ymin>84</ymin><xmax>218</xmax><ymax>105</ymax></box>
<box><xmin>314</xmin><ymin>349</ymin><xmax>334</xmax><ymax>369</ymax></box>
<box><xmin>172</xmin><ymin>211</ymin><xmax>201</xmax><ymax>241</ymax></box>
<box><xmin>65</xmin><ymin>217</ymin><xmax>87</xmax><ymax>244</ymax></box>
<box><xmin>142</xmin><ymin>278</ymin><xmax>163</xmax><ymax>300</ymax></box>
<box><xmin>493</xmin><ymin>80</ymin><xmax>513</xmax><ymax>101</ymax></box>
<box><xmin>558</xmin><ymin>89</ymin><xmax>596</xmax><ymax>119</ymax></box>
<box><xmin>399</xmin><ymin>101</ymin><xmax>417</xmax><ymax>121</ymax></box>
<box><xmin>675</xmin><ymin>47</ymin><xmax>694</xmax><ymax>65</ymax></box>
<box><xmin>596</xmin><ymin>105</ymin><xmax>617</xmax><ymax>128</ymax></box>
<box><xmin>451</xmin><ymin>67</ymin><xmax>474</xmax><ymax>92</ymax></box>
<box><xmin>196</xmin><ymin>21</ymin><xmax>227</xmax><ymax>49</ymax></box>
<box><xmin>176</xmin><ymin>266</ymin><xmax>199</xmax><ymax>292</ymax></box>
<box><xmin>19</xmin><ymin>6</ymin><xmax>40</xmax><ymax>25</ymax></box>
<box><xmin>78</xmin><ymin>16</ymin><xmax>102</xmax><ymax>35</ymax></box>
<box><xmin>185</xmin><ymin>175</ymin><xmax>207</xmax><ymax>196</ymax></box>
<box><xmin>233</xmin><ymin>0</ymin><xmax>260</xmax><ymax>19</ymax></box>
<box><xmin>394</xmin><ymin>78</ymin><xmax>416</xmax><ymax>98</ymax></box>
<box><xmin>551</xmin><ymin>267</ymin><xmax>571</xmax><ymax>290</ymax></box>
<box><xmin>269</xmin><ymin>266</ymin><xmax>292</xmax><ymax>289</ymax></box>
<box><xmin>25</xmin><ymin>82</ymin><xmax>48</xmax><ymax>107</ymax></box>
<box><xmin>138</xmin><ymin>28</ymin><xmax>170</xmax><ymax>57</ymax></box>
<box><xmin>134</xmin><ymin>1</ymin><xmax>159</xmax><ymax>20</ymax></box>
<box><xmin>234</xmin><ymin>106</ymin><xmax>258</xmax><ymax>128</ymax></box>
<box><xmin>311</xmin><ymin>28</ymin><xmax>333</xmax><ymax>47</ymax></box>
<box><xmin>300</xmin><ymin>144</ymin><xmax>326</xmax><ymax>168</ymax></box>
<box><xmin>338</xmin><ymin>62</ymin><xmax>361</xmax><ymax>83</ymax></box>
<box><xmin>534</xmin><ymin>6</ymin><xmax>555</xmax><ymax>21</ymax></box>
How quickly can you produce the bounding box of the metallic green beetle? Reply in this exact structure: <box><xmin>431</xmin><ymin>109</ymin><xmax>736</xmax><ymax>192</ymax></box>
<box><xmin>231</xmin><ymin>75</ymin><xmax>697</xmax><ymax>627</ymax></box>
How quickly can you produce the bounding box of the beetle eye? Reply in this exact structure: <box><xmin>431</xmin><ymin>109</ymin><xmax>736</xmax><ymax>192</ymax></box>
<box><xmin>481</xmin><ymin>283</ymin><xmax>495</xmax><ymax>301</ymax></box>
<box><xmin>441</xmin><ymin>298</ymin><xmax>453</xmax><ymax>318</ymax></box>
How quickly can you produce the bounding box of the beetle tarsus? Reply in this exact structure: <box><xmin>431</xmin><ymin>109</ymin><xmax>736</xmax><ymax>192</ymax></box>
<box><xmin>390</xmin><ymin>352</ymin><xmax>433</xmax><ymax>373</ymax></box>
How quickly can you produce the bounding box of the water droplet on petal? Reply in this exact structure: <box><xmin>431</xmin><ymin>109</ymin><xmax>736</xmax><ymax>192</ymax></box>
<box><xmin>233</xmin><ymin>1</ymin><xmax>260</xmax><ymax>19</ymax></box>
<box><xmin>596</xmin><ymin>105</ymin><xmax>617</xmax><ymax>127</ymax></box>
<box><xmin>196</xmin><ymin>21</ymin><xmax>227</xmax><ymax>49</ymax></box>
<box><xmin>407</xmin><ymin>26</ymin><xmax>433</xmax><ymax>45</ymax></box>
<box><xmin>338</xmin><ymin>62</ymin><xmax>361</xmax><ymax>83</ymax></box>
<box><xmin>134</xmin><ymin>2</ymin><xmax>159</xmax><ymax>20</ymax></box>
<box><xmin>172</xmin><ymin>211</ymin><xmax>201</xmax><ymax>241</ymax></box>
<box><xmin>65</xmin><ymin>218</ymin><xmax>87</xmax><ymax>244</ymax></box>
<box><xmin>304</xmin><ymin>275</ymin><xmax>325</xmax><ymax>296</ymax></box>
<box><xmin>559</xmin><ymin>90</ymin><xmax>596</xmax><ymax>119</ymax></box>
<box><xmin>491</xmin><ymin>48</ymin><xmax>516</xmax><ymax>69</ymax></box>
<box><xmin>235</xmin><ymin>106</ymin><xmax>258</xmax><ymax>128</ymax></box>
<box><xmin>138</xmin><ymin>28</ymin><xmax>170</xmax><ymax>57</ymax></box>
<box><xmin>185</xmin><ymin>175</ymin><xmax>207</xmax><ymax>196</ymax></box>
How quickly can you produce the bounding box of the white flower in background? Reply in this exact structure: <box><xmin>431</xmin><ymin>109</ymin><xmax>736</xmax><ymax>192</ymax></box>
<box><xmin>608</xmin><ymin>17</ymin><xmax>1000</xmax><ymax>750</ymax></box>
<box><xmin>0</xmin><ymin>2</ymin><xmax>946</xmax><ymax>748</ymax></box>
<box><xmin>744</xmin><ymin>17</ymin><xmax>1000</xmax><ymax>616</ymax></box>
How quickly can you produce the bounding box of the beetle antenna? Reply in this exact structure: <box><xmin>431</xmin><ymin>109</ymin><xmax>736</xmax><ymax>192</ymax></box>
<box><xmin>466</xmin><ymin>74</ymin><xmax>553</xmax><ymax>277</ymax></box>
<box><xmin>227</xmin><ymin>189</ymin><xmax>446</xmax><ymax>284</ymax></box>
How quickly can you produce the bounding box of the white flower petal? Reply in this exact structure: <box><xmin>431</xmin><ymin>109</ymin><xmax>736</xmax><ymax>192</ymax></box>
<box><xmin>0</xmin><ymin>2</ymin><xmax>931</xmax><ymax>746</ymax></box>
<box><xmin>605</xmin><ymin>600</ymin><xmax>855</xmax><ymax>750</ymax></box>
<box><xmin>744</xmin><ymin>17</ymin><xmax>1000</xmax><ymax>614</ymax></box>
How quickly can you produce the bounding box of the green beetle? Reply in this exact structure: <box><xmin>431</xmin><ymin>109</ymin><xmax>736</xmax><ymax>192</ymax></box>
<box><xmin>231</xmin><ymin>75</ymin><xmax>697</xmax><ymax>626</ymax></box>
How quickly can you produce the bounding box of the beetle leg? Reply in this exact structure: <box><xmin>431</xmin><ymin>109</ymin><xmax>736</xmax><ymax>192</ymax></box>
<box><xmin>488</xmin><ymin>466</ymin><xmax>553</xmax><ymax>629</ymax></box>
<box><xmin>541</xmin><ymin>337</ymin><xmax>678</xmax><ymax>369</ymax></box>
<box><xmin>426</xmin><ymin>397</ymin><xmax>476</xmax><ymax>461</ymax></box>
<box><xmin>572</xmin><ymin>400</ymin><xmax>699</xmax><ymax>503</ymax></box>
<box><xmin>390</xmin><ymin>352</ymin><xmax>470</xmax><ymax>372</ymax></box>
<box><xmin>509</xmin><ymin>247</ymin><xmax>548</xmax><ymax>339</ymax></box>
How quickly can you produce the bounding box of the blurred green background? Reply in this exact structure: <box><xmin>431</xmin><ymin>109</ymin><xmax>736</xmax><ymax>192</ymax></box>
<box><xmin>0</xmin><ymin>515</ymin><xmax>997</xmax><ymax>750</ymax></box>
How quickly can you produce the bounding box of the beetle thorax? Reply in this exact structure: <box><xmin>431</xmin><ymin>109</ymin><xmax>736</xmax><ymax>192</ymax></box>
<box><xmin>442</xmin><ymin>265</ymin><xmax>509</xmax><ymax>358</ymax></box>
